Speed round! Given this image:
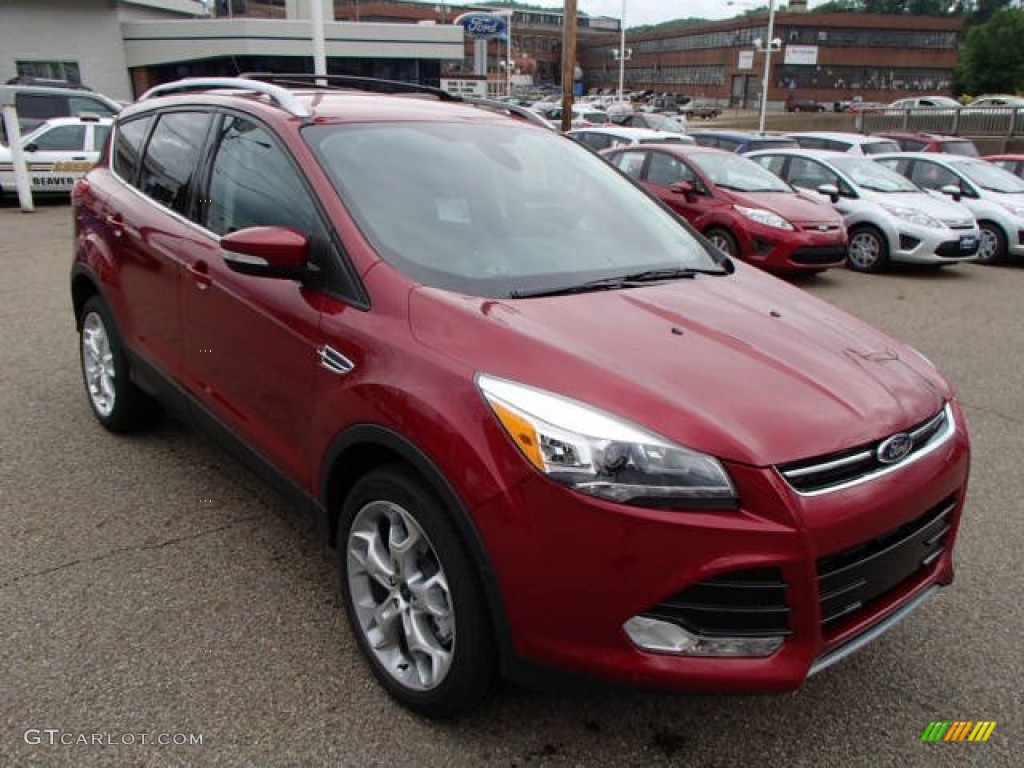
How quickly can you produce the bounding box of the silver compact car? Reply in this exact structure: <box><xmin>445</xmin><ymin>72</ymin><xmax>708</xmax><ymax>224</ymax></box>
<box><xmin>873</xmin><ymin>152</ymin><xmax>1024</xmax><ymax>263</ymax></box>
<box><xmin>747</xmin><ymin>149</ymin><xmax>979</xmax><ymax>272</ymax></box>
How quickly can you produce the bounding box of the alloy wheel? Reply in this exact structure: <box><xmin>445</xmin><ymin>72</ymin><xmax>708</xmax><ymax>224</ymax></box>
<box><xmin>848</xmin><ymin>231</ymin><xmax>882</xmax><ymax>270</ymax></box>
<box><xmin>347</xmin><ymin>500</ymin><xmax>455</xmax><ymax>691</ymax></box>
<box><xmin>81</xmin><ymin>311</ymin><xmax>116</xmax><ymax>418</ymax></box>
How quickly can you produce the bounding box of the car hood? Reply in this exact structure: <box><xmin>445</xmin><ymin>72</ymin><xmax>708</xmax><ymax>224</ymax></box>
<box><xmin>409</xmin><ymin>265</ymin><xmax>949</xmax><ymax>466</ymax></box>
<box><xmin>723</xmin><ymin>190</ymin><xmax>842</xmax><ymax>225</ymax></box>
<box><xmin>873</xmin><ymin>191</ymin><xmax>975</xmax><ymax>223</ymax></box>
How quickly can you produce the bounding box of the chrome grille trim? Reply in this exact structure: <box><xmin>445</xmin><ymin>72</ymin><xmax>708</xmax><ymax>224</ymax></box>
<box><xmin>777</xmin><ymin>403</ymin><xmax>956</xmax><ymax>496</ymax></box>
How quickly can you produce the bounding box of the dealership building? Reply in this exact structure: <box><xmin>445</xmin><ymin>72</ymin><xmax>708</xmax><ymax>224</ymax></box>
<box><xmin>0</xmin><ymin>0</ymin><xmax>964</xmax><ymax>107</ymax></box>
<box><xmin>579</xmin><ymin>7</ymin><xmax>964</xmax><ymax>108</ymax></box>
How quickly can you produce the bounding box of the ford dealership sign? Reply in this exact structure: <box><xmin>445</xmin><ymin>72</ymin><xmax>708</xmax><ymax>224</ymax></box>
<box><xmin>454</xmin><ymin>12</ymin><xmax>508</xmax><ymax>40</ymax></box>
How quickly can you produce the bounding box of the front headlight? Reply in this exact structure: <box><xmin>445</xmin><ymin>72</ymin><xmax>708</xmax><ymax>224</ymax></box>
<box><xmin>477</xmin><ymin>374</ymin><xmax>738</xmax><ymax>509</ymax></box>
<box><xmin>734</xmin><ymin>205</ymin><xmax>793</xmax><ymax>230</ymax></box>
<box><xmin>882</xmin><ymin>205</ymin><xmax>942</xmax><ymax>228</ymax></box>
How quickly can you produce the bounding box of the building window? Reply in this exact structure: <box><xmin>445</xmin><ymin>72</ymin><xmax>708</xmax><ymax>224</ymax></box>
<box><xmin>16</xmin><ymin>60</ymin><xmax>81</xmax><ymax>83</ymax></box>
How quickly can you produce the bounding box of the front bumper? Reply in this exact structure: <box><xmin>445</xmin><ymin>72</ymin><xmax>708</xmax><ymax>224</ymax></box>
<box><xmin>474</xmin><ymin>402</ymin><xmax>970</xmax><ymax>693</ymax></box>
<box><xmin>888</xmin><ymin>219</ymin><xmax>981</xmax><ymax>264</ymax></box>
<box><xmin>738</xmin><ymin>222</ymin><xmax>847</xmax><ymax>273</ymax></box>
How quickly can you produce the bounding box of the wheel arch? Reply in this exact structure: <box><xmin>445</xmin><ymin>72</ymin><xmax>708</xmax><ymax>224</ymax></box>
<box><xmin>319</xmin><ymin>424</ymin><xmax>514</xmax><ymax>659</ymax></box>
<box><xmin>71</xmin><ymin>265</ymin><xmax>105</xmax><ymax>330</ymax></box>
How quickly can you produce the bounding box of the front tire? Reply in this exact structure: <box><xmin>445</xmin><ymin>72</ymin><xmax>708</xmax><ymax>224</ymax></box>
<box><xmin>847</xmin><ymin>225</ymin><xmax>889</xmax><ymax>272</ymax></box>
<box><xmin>705</xmin><ymin>227</ymin><xmax>739</xmax><ymax>258</ymax></box>
<box><xmin>338</xmin><ymin>465</ymin><xmax>497</xmax><ymax>718</ymax></box>
<box><xmin>78</xmin><ymin>296</ymin><xmax>161</xmax><ymax>432</ymax></box>
<box><xmin>976</xmin><ymin>220</ymin><xmax>1007</xmax><ymax>263</ymax></box>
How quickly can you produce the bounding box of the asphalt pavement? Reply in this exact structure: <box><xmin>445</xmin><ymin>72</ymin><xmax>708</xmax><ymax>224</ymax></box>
<box><xmin>1</xmin><ymin>203</ymin><xmax>1020</xmax><ymax>767</ymax></box>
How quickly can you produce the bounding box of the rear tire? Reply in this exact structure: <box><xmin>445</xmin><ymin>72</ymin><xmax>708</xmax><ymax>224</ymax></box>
<box><xmin>78</xmin><ymin>296</ymin><xmax>161</xmax><ymax>432</ymax></box>
<box><xmin>338</xmin><ymin>465</ymin><xmax>498</xmax><ymax>718</ymax></box>
<box><xmin>847</xmin><ymin>225</ymin><xmax>889</xmax><ymax>273</ymax></box>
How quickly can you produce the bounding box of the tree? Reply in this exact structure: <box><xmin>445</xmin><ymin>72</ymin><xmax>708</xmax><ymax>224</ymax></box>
<box><xmin>957</xmin><ymin>8</ymin><xmax>1024</xmax><ymax>94</ymax></box>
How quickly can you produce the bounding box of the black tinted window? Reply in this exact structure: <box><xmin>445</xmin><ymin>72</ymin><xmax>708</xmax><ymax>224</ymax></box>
<box><xmin>93</xmin><ymin>125</ymin><xmax>111</xmax><ymax>152</ymax></box>
<box><xmin>68</xmin><ymin>96</ymin><xmax>116</xmax><ymax>117</ymax></box>
<box><xmin>139</xmin><ymin>112</ymin><xmax>211</xmax><ymax>215</ymax></box>
<box><xmin>15</xmin><ymin>93</ymin><xmax>67</xmax><ymax>119</ymax></box>
<box><xmin>112</xmin><ymin>116</ymin><xmax>153</xmax><ymax>185</ymax></box>
<box><xmin>205</xmin><ymin>116</ymin><xmax>314</xmax><ymax>236</ymax></box>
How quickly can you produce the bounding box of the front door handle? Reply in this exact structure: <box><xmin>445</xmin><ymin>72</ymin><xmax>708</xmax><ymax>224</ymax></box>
<box><xmin>187</xmin><ymin>260</ymin><xmax>212</xmax><ymax>290</ymax></box>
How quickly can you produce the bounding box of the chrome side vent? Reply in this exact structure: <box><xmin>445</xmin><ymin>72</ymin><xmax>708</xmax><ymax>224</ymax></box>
<box><xmin>318</xmin><ymin>345</ymin><xmax>354</xmax><ymax>375</ymax></box>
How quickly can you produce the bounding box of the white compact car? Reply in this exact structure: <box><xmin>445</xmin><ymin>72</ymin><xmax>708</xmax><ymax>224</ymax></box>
<box><xmin>874</xmin><ymin>152</ymin><xmax>1024</xmax><ymax>263</ymax></box>
<box><xmin>748</xmin><ymin>148</ymin><xmax>980</xmax><ymax>272</ymax></box>
<box><xmin>0</xmin><ymin>115</ymin><xmax>111</xmax><ymax>195</ymax></box>
<box><xmin>787</xmin><ymin>132</ymin><xmax>901</xmax><ymax>156</ymax></box>
<box><xmin>567</xmin><ymin>126</ymin><xmax>694</xmax><ymax>152</ymax></box>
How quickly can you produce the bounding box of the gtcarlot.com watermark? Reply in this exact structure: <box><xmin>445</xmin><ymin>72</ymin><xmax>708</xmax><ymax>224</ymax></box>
<box><xmin>24</xmin><ymin>729</ymin><xmax>203</xmax><ymax>747</ymax></box>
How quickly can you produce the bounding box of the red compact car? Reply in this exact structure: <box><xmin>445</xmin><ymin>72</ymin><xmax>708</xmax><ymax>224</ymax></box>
<box><xmin>603</xmin><ymin>144</ymin><xmax>847</xmax><ymax>272</ymax></box>
<box><xmin>873</xmin><ymin>132</ymin><xmax>980</xmax><ymax>157</ymax></box>
<box><xmin>71</xmin><ymin>76</ymin><xmax>969</xmax><ymax>718</ymax></box>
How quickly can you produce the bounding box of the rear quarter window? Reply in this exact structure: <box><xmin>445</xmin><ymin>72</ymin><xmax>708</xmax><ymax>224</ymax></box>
<box><xmin>15</xmin><ymin>93</ymin><xmax>68</xmax><ymax>120</ymax></box>
<box><xmin>111</xmin><ymin>116</ymin><xmax>153</xmax><ymax>185</ymax></box>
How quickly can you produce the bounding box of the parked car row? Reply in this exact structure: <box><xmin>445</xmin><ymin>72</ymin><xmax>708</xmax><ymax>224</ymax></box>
<box><xmin>587</xmin><ymin>127</ymin><xmax>1024</xmax><ymax>274</ymax></box>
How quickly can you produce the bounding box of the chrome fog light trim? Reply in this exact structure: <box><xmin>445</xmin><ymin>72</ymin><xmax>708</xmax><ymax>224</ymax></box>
<box><xmin>623</xmin><ymin>616</ymin><xmax>784</xmax><ymax>657</ymax></box>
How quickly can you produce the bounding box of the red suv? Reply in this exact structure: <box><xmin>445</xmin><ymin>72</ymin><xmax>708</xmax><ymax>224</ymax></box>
<box><xmin>603</xmin><ymin>144</ymin><xmax>847</xmax><ymax>272</ymax></box>
<box><xmin>71</xmin><ymin>76</ymin><xmax>970</xmax><ymax>718</ymax></box>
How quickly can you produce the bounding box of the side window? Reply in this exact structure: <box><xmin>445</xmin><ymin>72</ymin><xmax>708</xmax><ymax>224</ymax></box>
<box><xmin>646</xmin><ymin>152</ymin><xmax>692</xmax><ymax>186</ymax></box>
<box><xmin>139</xmin><ymin>112</ymin><xmax>212</xmax><ymax>216</ymax></box>
<box><xmin>112</xmin><ymin>116</ymin><xmax>153</xmax><ymax>185</ymax></box>
<box><xmin>823</xmin><ymin>140</ymin><xmax>851</xmax><ymax>152</ymax></box>
<box><xmin>92</xmin><ymin>125</ymin><xmax>111</xmax><ymax>152</ymax></box>
<box><xmin>718</xmin><ymin>138</ymin><xmax>740</xmax><ymax>152</ymax></box>
<box><xmin>909</xmin><ymin>161</ymin><xmax>957</xmax><ymax>190</ymax></box>
<box><xmin>752</xmin><ymin>154</ymin><xmax>786</xmax><ymax>176</ymax></box>
<box><xmin>612</xmin><ymin>151</ymin><xmax>647</xmax><ymax>180</ymax></box>
<box><xmin>786</xmin><ymin>158</ymin><xmax>838</xmax><ymax>190</ymax></box>
<box><xmin>204</xmin><ymin>115</ymin><xmax>315</xmax><ymax>236</ymax></box>
<box><xmin>876</xmin><ymin>157</ymin><xmax>908</xmax><ymax>174</ymax></box>
<box><xmin>68</xmin><ymin>96</ymin><xmax>117</xmax><ymax>117</ymax></box>
<box><xmin>30</xmin><ymin>124</ymin><xmax>85</xmax><ymax>151</ymax></box>
<box><xmin>692</xmin><ymin>135</ymin><xmax>717</xmax><ymax>148</ymax></box>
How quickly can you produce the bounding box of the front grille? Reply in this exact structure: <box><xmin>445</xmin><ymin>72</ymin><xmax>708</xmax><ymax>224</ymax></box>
<box><xmin>642</xmin><ymin>567</ymin><xmax>791</xmax><ymax>638</ymax></box>
<box><xmin>936</xmin><ymin>240</ymin><xmax>971</xmax><ymax>257</ymax></box>
<box><xmin>791</xmin><ymin>245</ymin><xmax>847</xmax><ymax>265</ymax></box>
<box><xmin>943</xmin><ymin>219</ymin><xmax>974</xmax><ymax>230</ymax></box>
<box><xmin>799</xmin><ymin>223</ymin><xmax>842</xmax><ymax>232</ymax></box>
<box><xmin>817</xmin><ymin>496</ymin><xmax>955</xmax><ymax>627</ymax></box>
<box><xmin>778</xmin><ymin>404</ymin><xmax>952</xmax><ymax>494</ymax></box>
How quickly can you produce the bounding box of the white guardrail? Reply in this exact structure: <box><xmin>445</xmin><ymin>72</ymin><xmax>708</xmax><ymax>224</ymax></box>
<box><xmin>858</xmin><ymin>106</ymin><xmax>1024</xmax><ymax>136</ymax></box>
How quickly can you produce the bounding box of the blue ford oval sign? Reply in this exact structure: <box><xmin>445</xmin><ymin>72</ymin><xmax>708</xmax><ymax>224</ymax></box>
<box><xmin>877</xmin><ymin>433</ymin><xmax>913</xmax><ymax>464</ymax></box>
<box><xmin>454</xmin><ymin>12</ymin><xmax>508</xmax><ymax>40</ymax></box>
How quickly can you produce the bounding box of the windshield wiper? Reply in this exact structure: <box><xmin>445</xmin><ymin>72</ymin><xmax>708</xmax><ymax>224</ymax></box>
<box><xmin>508</xmin><ymin>267</ymin><xmax>726</xmax><ymax>299</ymax></box>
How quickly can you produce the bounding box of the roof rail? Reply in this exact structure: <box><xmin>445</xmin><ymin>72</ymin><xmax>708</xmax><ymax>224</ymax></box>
<box><xmin>240</xmin><ymin>72</ymin><xmax>458</xmax><ymax>101</ymax></box>
<box><xmin>137</xmin><ymin>77</ymin><xmax>313</xmax><ymax>118</ymax></box>
<box><xmin>459</xmin><ymin>97</ymin><xmax>556</xmax><ymax>131</ymax></box>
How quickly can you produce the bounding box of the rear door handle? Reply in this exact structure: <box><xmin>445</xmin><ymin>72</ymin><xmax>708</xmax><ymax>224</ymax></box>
<box><xmin>105</xmin><ymin>213</ymin><xmax>124</xmax><ymax>237</ymax></box>
<box><xmin>187</xmin><ymin>260</ymin><xmax>212</xmax><ymax>290</ymax></box>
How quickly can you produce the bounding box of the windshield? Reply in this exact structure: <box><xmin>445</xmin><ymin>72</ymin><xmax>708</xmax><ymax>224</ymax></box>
<box><xmin>956</xmin><ymin>159</ymin><xmax>1024</xmax><ymax>193</ymax></box>
<box><xmin>861</xmin><ymin>140</ymin><xmax>901</xmax><ymax>155</ymax></box>
<box><xmin>747</xmin><ymin>138</ymin><xmax>798</xmax><ymax>151</ymax></box>
<box><xmin>831</xmin><ymin>156</ymin><xmax>920</xmax><ymax>192</ymax></box>
<box><xmin>643</xmin><ymin>113</ymin><xmax>685</xmax><ymax>133</ymax></box>
<box><xmin>940</xmin><ymin>141</ymin><xmax>980</xmax><ymax>157</ymax></box>
<box><xmin>306</xmin><ymin>122</ymin><xmax>720</xmax><ymax>298</ymax></box>
<box><xmin>688</xmin><ymin>151</ymin><xmax>793</xmax><ymax>192</ymax></box>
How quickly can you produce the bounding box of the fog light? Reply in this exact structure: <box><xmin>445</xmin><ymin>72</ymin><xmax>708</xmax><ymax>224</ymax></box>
<box><xmin>623</xmin><ymin>616</ymin><xmax>784</xmax><ymax>657</ymax></box>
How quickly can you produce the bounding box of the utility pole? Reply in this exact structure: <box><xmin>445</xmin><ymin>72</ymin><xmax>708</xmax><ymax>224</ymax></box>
<box><xmin>561</xmin><ymin>0</ymin><xmax>577</xmax><ymax>133</ymax></box>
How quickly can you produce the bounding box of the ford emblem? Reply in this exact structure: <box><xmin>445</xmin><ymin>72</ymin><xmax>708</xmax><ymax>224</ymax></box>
<box><xmin>454</xmin><ymin>13</ymin><xmax>508</xmax><ymax>40</ymax></box>
<box><xmin>877</xmin><ymin>433</ymin><xmax>913</xmax><ymax>464</ymax></box>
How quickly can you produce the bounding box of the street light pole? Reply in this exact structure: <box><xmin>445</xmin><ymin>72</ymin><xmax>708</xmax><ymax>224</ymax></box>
<box><xmin>758</xmin><ymin>0</ymin><xmax>778</xmax><ymax>133</ymax></box>
<box><xmin>617</xmin><ymin>0</ymin><xmax>627</xmax><ymax>105</ymax></box>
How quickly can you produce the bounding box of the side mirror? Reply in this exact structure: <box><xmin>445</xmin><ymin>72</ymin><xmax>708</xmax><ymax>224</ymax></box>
<box><xmin>23</xmin><ymin>142</ymin><xmax>38</xmax><ymax>153</ymax></box>
<box><xmin>221</xmin><ymin>226</ymin><xmax>309</xmax><ymax>279</ymax></box>
<box><xmin>669</xmin><ymin>180</ymin><xmax>695</xmax><ymax>197</ymax></box>
<box><xmin>939</xmin><ymin>183</ymin><xmax>963</xmax><ymax>202</ymax></box>
<box><xmin>817</xmin><ymin>183</ymin><xmax>840</xmax><ymax>203</ymax></box>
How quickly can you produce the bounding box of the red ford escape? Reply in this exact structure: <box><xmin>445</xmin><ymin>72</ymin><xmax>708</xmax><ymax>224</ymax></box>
<box><xmin>71</xmin><ymin>76</ymin><xmax>970</xmax><ymax>718</ymax></box>
<box><xmin>602</xmin><ymin>144</ymin><xmax>847</xmax><ymax>273</ymax></box>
